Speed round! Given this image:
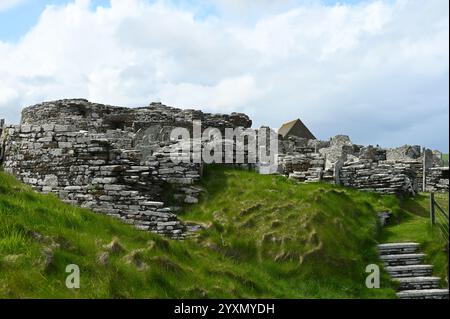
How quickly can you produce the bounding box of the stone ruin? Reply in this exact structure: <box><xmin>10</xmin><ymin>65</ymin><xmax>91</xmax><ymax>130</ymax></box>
<box><xmin>0</xmin><ymin>99</ymin><xmax>251</xmax><ymax>239</ymax></box>
<box><xmin>278</xmin><ymin>134</ymin><xmax>448</xmax><ymax>195</ymax></box>
<box><xmin>0</xmin><ymin>99</ymin><xmax>448</xmax><ymax>239</ymax></box>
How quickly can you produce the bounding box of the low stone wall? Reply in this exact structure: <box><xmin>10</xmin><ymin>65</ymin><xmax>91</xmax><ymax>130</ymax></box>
<box><xmin>277</xmin><ymin>151</ymin><xmax>423</xmax><ymax>194</ymax></box>
<box><xmin>278</xmin><ymin>153</ymin><xmax>328</xmax><ymax>183</ymax></box>
<box><xmin>1</xmin><ymin>124</ymin><xmax>202</xmax><ymax>239</ymax></box>
<box><xmin>339</xmin><ymin>160</ymin><xmax>418</xmax><ymax>195</ymax></box>
<box><xmin>396</xmin><ymin>160</ymin><xmax>424</xmax><ymax>192</ymax></box>
<box><xmin>426</xmin><ymin>167</ymin><xmax>449</xmax><ymax>193</ymax></box>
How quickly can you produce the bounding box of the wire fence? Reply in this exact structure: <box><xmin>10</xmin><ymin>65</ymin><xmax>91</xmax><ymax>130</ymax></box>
<box><xmin>430</xmin><ymin>193</ymin><xmax>449</xmax><ymax>243</ymax></box>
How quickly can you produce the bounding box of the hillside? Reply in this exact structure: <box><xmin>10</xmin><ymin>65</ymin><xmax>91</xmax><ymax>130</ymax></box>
<box><xmin>0</xmin><ymin>166</ymin><xmax>447</xmax><ymax>298</ymax></box>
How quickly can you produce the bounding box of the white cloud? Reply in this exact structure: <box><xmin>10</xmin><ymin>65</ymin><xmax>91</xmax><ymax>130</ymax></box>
<box><xmin>0</xmin><ymin>0</ymin><xmax>25</xmax><ymax>12</ymax></box>
<box><xmin>0</xmin><ymin>87</ymin><xmax>18</xmax><ymax>105</ymax></box>
<box><xmin>0</xmin><ymin>0</ymin><xmax>448</xmax><ymax>151</ymax></box>
<box><xmin>158</xmin><ymin>75</ymin><xmax>264</xmax><ymax>112</ymax></box>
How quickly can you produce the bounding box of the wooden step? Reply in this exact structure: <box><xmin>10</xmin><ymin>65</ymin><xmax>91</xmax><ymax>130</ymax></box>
<box><xmin>396</xmin><ymin>277</ymin><xmax>441</xmax><ymax>291</ymax></box>
<box><xmin>397</xmin><ymin>289</ymin><xmax>449</xmax><ymax>299</ymax></box>
<box><xmin>385</xmin><ymin>265</ymin><xmax>433</xmax><ymax>278</ymax></box>
<box><xmin>380</xmin><ymin>253</ymin><xmax>425</xmax><ymax>266</ymax></box>
<box><xmin>378</xmin><ymin>242</ymin><xmax>419</xmax><ymax>255</ymax></box>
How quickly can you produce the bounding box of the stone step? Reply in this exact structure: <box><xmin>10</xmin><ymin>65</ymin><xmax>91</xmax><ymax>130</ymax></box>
<box><xmin>385</xmin><ymin>265</ymin><xmax>433</xmax><ymax>278</ymax></box>
<box><xmin>378</xmin><ymin>242</ymin><xmax>419</xmax><ymax>255</ymax></box>
<box><xmin>380</xmin><ymin>253</ymin><xmax>425</xmax><ymax>266</ymax></box>
<box><xmin>396</xmin><ymin>277</ymin><xmax>441</xmax><ymax>291</ymax></box>
<box><xmin>397</xmin><ymin>289</ymin><xmax>449</xmax><ymax>299</ymax></box>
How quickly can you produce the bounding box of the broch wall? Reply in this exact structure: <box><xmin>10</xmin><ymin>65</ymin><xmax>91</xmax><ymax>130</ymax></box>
<box><xmin>1</xmin><ymin>99</ymin><xmax>252</xmax><ymax>239</ymax></box>
<box><xmin>1</xmin><ymin>124</ymin><xmax>202</xmax><ymax>239</ymax></box>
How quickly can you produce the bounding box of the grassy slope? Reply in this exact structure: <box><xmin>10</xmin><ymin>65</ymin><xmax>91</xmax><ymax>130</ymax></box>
<box><xmin>0</xmin><ymin>165</ymin><xmax>447</xmax><ymax>298</ymax></box>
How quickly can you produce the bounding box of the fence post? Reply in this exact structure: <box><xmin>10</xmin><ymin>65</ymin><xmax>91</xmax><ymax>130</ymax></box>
<box><xmin>430</xmin><ymin>193</ymin><xmax>436</xmax><ymax>225</ymax></box>
<box><xmin>0</xmin><ymin>118</ymin><xmax>4</xmax><ymax>163</ymax></box>
<box><xmin>422</xmin><ymin>146</ymin><xmax>427</xmax><ymax>192</ymax></box>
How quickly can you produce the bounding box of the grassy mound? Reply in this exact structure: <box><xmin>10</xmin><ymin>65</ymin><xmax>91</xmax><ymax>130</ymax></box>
<box><xmin>0</xmin><ymin>165</ymin><xmax>447</xmax><ymax>298</ymax></box>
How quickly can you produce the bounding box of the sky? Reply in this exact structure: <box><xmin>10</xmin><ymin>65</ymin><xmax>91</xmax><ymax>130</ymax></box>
<box><xmin>0</xmin><ymin>0</ymin><xmax>448</xmax><ymax>152</ymax></box>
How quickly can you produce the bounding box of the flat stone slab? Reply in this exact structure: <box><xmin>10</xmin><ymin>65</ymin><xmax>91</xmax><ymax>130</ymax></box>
<box><xmin>380</xmin><ymin>253</ymin><xmax>425</xmax><ymax>266</ymax></box>
<box><xmin>378</xmin><ymin>242</ymin><xmax>419</xmax><ymax>249</ymax></box>
<box><xmin>396</xmin><ymin>277</ymin><xmax>441</xmax><ymax>291</ymax></box>
<box><xmin>397</xmin><ymin>276</ymin><xmax>441</xmax><ymax>283</ymax></box>
<box><xmin>397</xmin><ymin>289</ymin><xmax>449</xmax><ymax>299</ymax></box>
<box><xmin>140</xmin><ymin>201</ymin><xmax>165</xmax><ymax>207</ymax></box>
<box><xmin>386</xmin><ymin>265</ymin><xmax>433</xmax><ymax>278</ymax></box>
<box><xmin>386</xmin><ymin>265</ymin><xmax>433</xmax><ymax>271</ymax></box>
<box><xmin>380</xmin><ymin>253</ymin><xmax>425</xmax><ymax>260</ymax></box>
<box><xmin>378</xmin><ymin>242</ymin><xmax>419</xmax><ymax>255</ymax></box>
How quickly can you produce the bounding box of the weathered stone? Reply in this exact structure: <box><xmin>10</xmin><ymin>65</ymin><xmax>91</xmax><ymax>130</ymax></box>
<box><xmin>43</xmin><ymin>174</ymin><xmax>58</xmax><ymax>187</ymax></box>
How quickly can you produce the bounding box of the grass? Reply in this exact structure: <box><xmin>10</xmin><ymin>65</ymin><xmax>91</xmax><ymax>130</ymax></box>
<box><xmin>379</xmin><ymin>193</ymin><xmax>449</xmax><ymax>285</ymax></box>
<box><xmin>0</xmin><ymin>165</ymin><xmax>447</xmax><ymax>298</ymax></box>
<box><xmin>442</xmin><ymin>154</ymin><xmax>449</xmax><ymax>166</ymax></box>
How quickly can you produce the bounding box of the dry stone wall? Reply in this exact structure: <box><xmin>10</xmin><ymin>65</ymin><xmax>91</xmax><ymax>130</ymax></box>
<box><xmin>426</xmin><ymin>167</ymin><xmax>449</xmax><ymax>193</ymax></box>
<box><xmin>278</xmin><ymin>153</ymin><xmax>329</xmax><ymax>183</ymax></box>
<box><xmin>339</xmin><ymin>160</ymin><xmax>418</xmax><ymax>195</ymax></box>
<box><xmin>276</xmin><ymin>134</ymin><xmax>448</xmax><ymax>196</ymax></box>
<box><xmin>21</xmin><ymin>99</ymin><xmax>252</xmax><ymax>134</ymax></box>
<box><xmin>1</xmin><ymin>124</ymin><xmax>202</xmax><ymax>239</ymax></box>
<box><xmin>1</xmin><ymin>99</ymin><xmax>252</xmax><ymax>239</ymax></box>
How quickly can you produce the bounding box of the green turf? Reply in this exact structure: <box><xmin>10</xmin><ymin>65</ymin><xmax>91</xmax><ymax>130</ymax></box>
<box><xmin>379</xmin><ymin>192</ymin><xmax>449</xmax><ymax>285</ymax></box>
<box><xmin>442</xmin><ymin>154</ymin><xmax>449</xmax><ymax>166</ymax></box>
<box><xmin>0</xmin><ymin>165</ymin><xmax>447</xmax><ymax>298</ymax></box>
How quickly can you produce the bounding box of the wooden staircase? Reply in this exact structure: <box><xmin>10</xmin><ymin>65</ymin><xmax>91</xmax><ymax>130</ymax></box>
<box><xmin>378</xmin><ymin>242</ymin><xmax>449</xmax><ymax>299</ymax></box>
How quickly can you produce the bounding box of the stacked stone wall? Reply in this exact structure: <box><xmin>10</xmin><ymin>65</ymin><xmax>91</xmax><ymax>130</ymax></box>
<box><xmin>278</xmin><ymin>153</ymin><xmax>328</xmax><ymax>183</ymax></box>
<box><xmin>21</xmin><ymin>99</ymin><xmax>252</xmax><ymax>133</ymax></box>
<box><xmin>426</xmin><ymin>167</ymin><xmax>449</xmax><ymax>193</ymax></box>
<box><xmin>1</xmin><ymin>123</ymin><xmax>203</xmax><ymax>239</ymax></box>
<box><xmin>1</xmin><ymin>100</ymin><xmax>255</xmax><ymax>238</ymax></box>
<box><xmin>339</xmin><ymin>160</ymin><xmax>418</xmax><ymax>195</ymax></box>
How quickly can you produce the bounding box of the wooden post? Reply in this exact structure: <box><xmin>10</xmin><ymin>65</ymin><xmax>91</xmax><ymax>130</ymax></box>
<box><xmin>422</xmin><ymin>146</ymin><xmax>427</xmax><ymax>192</ymax></box>
<box><xmin>430</xmin><ymin>193</ymin><xmax>436</xmax><ymax>225</ymax></box>
<box><xmin>0</xmin><ymin>119</ymin><xmax>4</xmax><ymax>163</ymax></box>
